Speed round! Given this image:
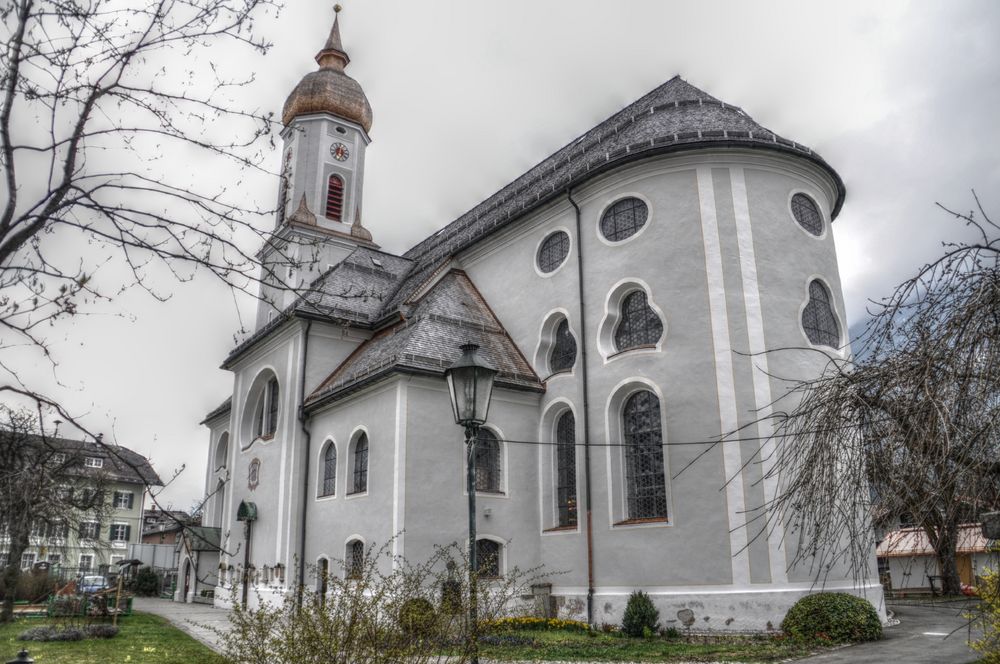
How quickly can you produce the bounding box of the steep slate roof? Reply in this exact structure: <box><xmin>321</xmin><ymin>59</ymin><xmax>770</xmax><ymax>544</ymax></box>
<box><xmin>224</xmin><ymin>76</ymin><xmax>844</xmax><ymax>394</ymax></box>
<box><xmin>306</xmin><ymin>270</ymin><xmax>542</xmax><ymax>410</ymax></box>
<box><xmin>3</xmin><ymin>433</ymin><xmax>164</xmax><ymax>486</ymax></box>
<box><xmin>201</xmin><ymin>397</ymin><xmax>232</xmax><ymax>424</ymax></box>
<box><xmin>379</xmin><ymin>76</ymin><xmax>845</xmax><ymax>317</ymax></box>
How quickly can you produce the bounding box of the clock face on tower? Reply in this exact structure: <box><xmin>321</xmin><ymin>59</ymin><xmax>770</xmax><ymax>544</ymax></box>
<box><xmin>330</xmin><ymin>142</ymin><xmax>350</xmax><ymax>162</ymax></box>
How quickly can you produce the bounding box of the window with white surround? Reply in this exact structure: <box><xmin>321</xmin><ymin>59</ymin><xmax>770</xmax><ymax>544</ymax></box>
<box><xmin>47</xmin><ymin>554</ymin><xmax>61</xmax><ymax>564</ymax></box>
<box><xmin>555</xmin><ymin>411</ymin><xmax>578</xmax><ymax>527</ymax></box>
<box><xmin>349</xmin><ymin>433</ymin><xmax>368</xmax><ymax>494</ymax></box>
<box><xmin>320</xmin><ymin>441</ymin><xmax>337</xmax><ymax>497</ymax></box>
<box><xmin>52</xmin><ymin>453</ymin><xmax>66</xmax><ymax>464</ymax></box>
<box><xmin>802</xmin><ymin>280</ymin><xmax>840</xmax><ymax>348</ymax></box>
<box><xmin>549</xmin><ymin>319</ymin><xmax>577</xmax><ymax>374</ymax></box>
<box><xmin>476</xmin><ymin>539</ymin><xmax>502</xmax><ymax>578</ymax></box>
<box><xmin>474</xmin><ymin>429</ymin><xmax>502</xmax><ymax>494</ymax></box>
<box><xmin>0</xmin><ymin>553</ymin><xmax>8</xmax><ymax>568</ymax></box>
<box><xmin>791</xmin><ymin>193</ymin><xmax>824</xmax><ymax>236</ymax></box>
<box><xmin>109</xmin><ymin>523</ymin><xmax>131</xmax><ymax>542</ymax></box>
<box><xmin>215</xmin><ymin>433</ymin><xmax>229</xmax><ymax>470</ymax></box>
<box><xmin>254</xmin><ymin>377</ymin><xmax>280</xmax><ymax>439</ymax></box>
<box><xmin>84</xmin><ymin>457</ymin><xmax>103</xmax><ymax>468</ymax></box>
<box><xmin>113</xmin><ymin>491</ymin><xmax>134</xmax><ymax>509</ymax></box>
<box><xmin>600</xmin><ymin>197</ymin><xmax>648</xmax><ymax>242</ymax></box>
<box><xmin>79</xmin><ymin>521</ymin><xmax>100</xmax><ymax>541</ymax></box>
<box><xmin>20</xmin><ymin>552</ymin><xmax>36</xmax><ymax>569</ymax></box>
<box><xmin>346</xmin><ymin>540</ymin><xmax>364</xmax><ymax>579</ymax></box>
<box><xmin>623</xmin><ymin>390</ymin><xmax>668</xmax><ymax>520</ymax></box>
<box><xmin>614</xmin><ymin>291</ymin><xmax>663</xmax><ymax>351</ymax></box>
<box><xmin>79</xmin><ymin>554</ymin><xmax>93</xmax><ymax>571</ymax></box>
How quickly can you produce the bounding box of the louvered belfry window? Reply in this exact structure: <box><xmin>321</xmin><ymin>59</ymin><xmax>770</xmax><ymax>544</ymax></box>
<box><xmin>321</xmin><ymin>443</ymin><xmax>337</xmax><ymax>497</ymax></box>
<box><xmin>802</xmin><ymin>280</ymin><xmax>840</xmax><ymax>348</ymax></box>
<box><xmin>791</xmin><ymin>193</ymin><xmax>823</xmax><ymax>236</ymax></box>
<box><xmin>614</xmin><ymin>291</ymin><xmax>663</xmax><ymax>351</ymax></box>
<box><xmin>352</xmin><ymin>433</ymin><xmax>368</xmax><ymax>493</ymax></box>
<box><xmin>600</xmin><ymin>197</ymin><xmax>648</xmax><ymax>242</ymax></box>
<box><xmin>556</xmin><ymin>411</ymin><xmax>578</xmax><ymax>527</ymax></box>
<box><xmin>326</xmin><ymin>174</ymin><xmax>344</xmax><ymax>221</ymax></box>
<box><xmin>623</xmin><ymin>390</ymin><xmax>667</xmax><ymax>520</ymax></box>
<box><xmin>550</xmin><ymin>319</ymin><xmax>577</xmax><ymax>373</ymax></box>
<box><xmin>474</xmin><ymin>429</ymin><xmax>501</xmax><ymax>493</ymax></box>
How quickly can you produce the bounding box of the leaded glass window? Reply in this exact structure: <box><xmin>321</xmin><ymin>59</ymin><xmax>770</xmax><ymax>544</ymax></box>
<box><xmin>802</xmin><ymin>280</ymin><xmax>840</xmax><ymax>348</ymax></box>
<box><xmin>791</xmin><ymin>193</ymin><xmax>823</xmax><ymax>236</ymax></box>
<box><xmin>476</xmin><ymin>539</ymin><xmax>501</xmax><ymax>578</ymax></box>
<box><xmin>556</xmin><ymin>411</ymin><xmax>578</xmax><ymax>527</ymax></box>
<box><xmin>474</xmin><ymin>429</ymin><xmax>501</xmax><ymax>493</ymax></box>
<box><xmin>266</xmin><ymin>378</ymin><xmax>279</xmax><ymax>436</ymax></box>
<box><xmin>321</xmin><ymin>443</ymin><xmax>337</xmax><ymax>497</ymax></box>
<box><xmin>600</xmin><ymin>197</ymin><xmax>648</xmax><ymax>242</ymax></box>
<box><xmin>537</xmin><ymin>231</ymin><xmax>570</xmax><ymax>273</ymax></box>
<box><xmin>623</xmin><ymin>390</ymin><xmax>667</xmax><ymax>520</ymax></box>
<box><xmin>550</xmin><ymin>319</ymin><xmax>577</xmax><ymax>373</ymax></box>
<box><xmin>347</xmin><ymin>540</ymin><xmax>364</xmax><ymax>579</ymax></box>
<box><xmin>614</xmin><ymin>291</ymin><xmax>663</xmax><ymax>351</ymax></box>
<box><xmin>352</xmin><ymin>434</ymin><xmax>368</xmax><ymax>493</ymax></box>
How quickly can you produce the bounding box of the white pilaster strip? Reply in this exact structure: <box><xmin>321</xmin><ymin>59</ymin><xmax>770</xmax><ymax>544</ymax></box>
<box><xmin>392</xmin><ymin>378</ymin><xmax>408</xmax><ymax>564</ymax></box>
<box><xmin>730</xmin><ymin>167</ymin><xmax>788</xmax><ymax>583</ymax></box>
<box><xmin>276</xmin><ymin>343</ymin><xmax>296</xmax><ymax>561</ymax></box>
<box><xmin>697</xmin><ymin>166</ymin><xmax>752</xmax><ymax>586</ymax></box>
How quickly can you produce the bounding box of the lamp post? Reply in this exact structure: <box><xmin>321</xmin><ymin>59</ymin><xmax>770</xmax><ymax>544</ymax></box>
<box><xmin>444</xmin><ymin>343</ymin><xmax>497</xmax><ymax>664</ymax></box>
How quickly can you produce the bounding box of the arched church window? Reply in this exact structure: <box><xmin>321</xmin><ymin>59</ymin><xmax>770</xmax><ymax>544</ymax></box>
<box><xmin>215</xmin><ymin>433</ymin><xmax>229</xmax><ymax>471</ymax></box>
<box><xmin>802</xmin><ymin>280</ymin><xmax>840</xmax><ymax>348</ymax></box>
<box><xmin>537</xmin><ymin>231</ymin><xmax>570</xmax><ymax>273</ymax></box>
<box><xmin>476</xmin><ymin>539</ymin><xmax>502</xmax><ymax>578</ymax></box>
<box><xmin>346</xmin><ymin>540</ymin><xmax>364</xmax><ymax>579</ymax></box>
<box><xmin>321</xmin><ymin>442</ymin><xmax>337</xmax><ymax>497</ymax></box>
<box><xmin>614</xmin><ymin>291</ymin><xmax>663</xmax><ymax>351</ymax></box>
<box><xmin>549</xmin><ymin>319</ymin><xmax>577</xmax><ymax>373</ymax></box>
<box><xmin>623</xmin><ymin>390</ymin><xmax>667</xmax><ymax>520</ymax></box>
<box><xmin>255</xmin><ymin>377</ymin><xmax>280</xmax><ymax>439</ymax></box>
<box><xmin>474</xmin><ymin>429</ymin><xmax>501</xmax><ymax>493</ymax></box>
<box><xmin>600</xmin><ymin>197</ymin><xmax>648</xmax><ymax>242</ymax></box>
<box><xmin>317</xmin><ymin>558</ymin><xmax>329</xmax><ymax>606</ymax></box>
<box><xmin>352</xmin><ymin>433</ymin><xmax>368</xmax><ymax>494</ymax></box>
<box><xmin>556</xmin><ymin>411</ymin><xmax>577</xmax><ymax>527</ymax></box>
<box><xmin>326</xmin><ymin>174</ymin><xmax>344</xmax><ymax>222</ymax></box>
<box><xmin>791</xmin><ymin>193</ymin><xmax>823</xmax><ymax>236</ymax></box>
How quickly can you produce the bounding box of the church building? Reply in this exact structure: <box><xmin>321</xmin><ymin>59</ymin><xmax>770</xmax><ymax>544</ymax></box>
<box><xmin>188</xmin><ymin>10</ymin><xmax>883</xmax><ymax>629</ymax></box>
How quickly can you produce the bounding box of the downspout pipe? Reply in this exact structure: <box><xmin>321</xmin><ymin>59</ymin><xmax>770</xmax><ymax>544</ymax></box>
<box><xmin>567</xmin><ymin>188</ymin><xmax>596</xmax><ymax>625</ymax></box>
<box><xmin>296</xmin><ymin>319</ymin><xmax>314</xmax><ymax>605</ymax></box>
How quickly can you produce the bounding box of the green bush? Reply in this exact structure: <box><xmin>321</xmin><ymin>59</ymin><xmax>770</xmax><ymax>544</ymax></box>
<box><xmin>621</xmin><ymin>590</ymin><xmax>659</xmax><ymax>637</ymax></box>
<box><xmin>970</xmin><ymin>566</ymin><xmax>999</xmax><ymax>662</ymax></box>
<box><xmin>398</xmin><ymin>597</ymin><xmax>437</xmax><ymax>638</ymax></box>
<box><xmin>781</xmin><ymin>592</ymin><xmax>882</xmax><ymax>643</ymax></box>
<box><xmin>134</xmin><ymin>566</ymin><xmax>161</xmax><ymax>596</ymax></box>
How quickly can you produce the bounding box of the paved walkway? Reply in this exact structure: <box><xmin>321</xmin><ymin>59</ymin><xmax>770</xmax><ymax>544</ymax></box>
<box><xmin>133</xmin><ymin>597</ymin><xmax>231</xmax><ymax>653</ymax></box>
<box><xmin>798</xmin><ymin>600</ymin><xmax>982</xmax><ymax>663</ymax></box>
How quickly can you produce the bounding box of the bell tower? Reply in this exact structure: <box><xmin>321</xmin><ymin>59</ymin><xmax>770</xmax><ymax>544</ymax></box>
<box><xmin>256</xmin><ymin>6</ymin><xmax>376</xmax><ymax>330</ymax></box>
<box><xmin>277</xmin><ymin>5</ymin><xmax>374</xmax><ymax>241</ymax></box>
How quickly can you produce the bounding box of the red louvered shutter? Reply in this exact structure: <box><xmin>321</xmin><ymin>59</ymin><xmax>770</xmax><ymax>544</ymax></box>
<box><xmin>326</xmin><ymin>175</ymin><xmax>344</xmax><ymax>221</ymax></box>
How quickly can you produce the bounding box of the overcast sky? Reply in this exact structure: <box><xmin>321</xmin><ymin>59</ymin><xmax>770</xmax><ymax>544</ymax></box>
<box><xmin>21</xmin><ymin>1</ymin><xmax>1000</xmax><ymax>507</ymax></box>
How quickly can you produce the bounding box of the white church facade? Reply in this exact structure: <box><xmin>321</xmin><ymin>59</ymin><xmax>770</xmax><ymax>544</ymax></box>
<box><xmin>186</xmin><ymin>11</ymin><xmax>883</xmax><ymax>629</ymax></box>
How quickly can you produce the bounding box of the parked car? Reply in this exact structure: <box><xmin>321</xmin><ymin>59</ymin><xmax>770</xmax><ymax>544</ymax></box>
<box><xmin>78</xmin><ymin>575</ymin><xmax>109</xmax><ymax>594</ymax></box>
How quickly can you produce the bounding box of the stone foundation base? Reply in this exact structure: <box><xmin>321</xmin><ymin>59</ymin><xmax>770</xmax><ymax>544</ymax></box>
<box><xmin>551</xmin><ymin>581</ymin><xmax>887</xmax><ymax>632</ymax></box>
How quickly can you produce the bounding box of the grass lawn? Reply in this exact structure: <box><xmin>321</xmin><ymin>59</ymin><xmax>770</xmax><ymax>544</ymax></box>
<box><xmin>0</xmin><ymin>613</ymin><xmax>224</xmax><ymax>664</ymax></box>
<box><xmin>477</xmin><ymin>629</ymin><xmax>832</xmax><ymax>662</ymax></box>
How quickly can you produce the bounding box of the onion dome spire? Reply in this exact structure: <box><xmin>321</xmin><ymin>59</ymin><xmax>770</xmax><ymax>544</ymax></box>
<box><xmin>281</xmin><ymin>5</ymin><xmax>373</xmax><ymax>132</ymax></box>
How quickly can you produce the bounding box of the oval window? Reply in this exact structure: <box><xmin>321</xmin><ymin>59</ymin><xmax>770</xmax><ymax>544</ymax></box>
<box><xmin>791</xmin><ymin>193</ymin><xmax>823</xmax><ymax>236</ymax></box>
<box><xmin>600</xmin><ymin>197</ymin><xmax>648</xmax><ymax>242</ymax></box>
<box><xmin>537</xmin><ymin>231</ymin><xmax>570</xmax><ymax>273</ymax></box>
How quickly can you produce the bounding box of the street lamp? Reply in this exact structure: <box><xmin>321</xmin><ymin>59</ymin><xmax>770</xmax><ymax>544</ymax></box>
<box><xmin>444</xmin><ymin>343</ymin><xmax>497</xmax><ymax>664</ymax></box>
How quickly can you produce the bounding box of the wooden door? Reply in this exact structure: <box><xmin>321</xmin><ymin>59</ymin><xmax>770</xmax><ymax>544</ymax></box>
<box><xmin>957</xmin><ymin>555</ymin><xmax>973</xmax><ymax>585</ymax></box>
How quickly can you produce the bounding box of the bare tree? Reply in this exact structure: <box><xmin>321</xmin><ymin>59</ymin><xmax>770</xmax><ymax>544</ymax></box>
<box><xmin>0</xmin><ymin>405</ymin><xmax>113</xmax><ymax>622</ymax></box>
<box><xmin>753</xmin><ymin>193</ymin><xmax>999</xmax><ymax>596</ymax></box>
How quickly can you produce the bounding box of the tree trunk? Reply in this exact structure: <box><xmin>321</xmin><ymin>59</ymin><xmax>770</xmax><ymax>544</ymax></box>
<box><xmin>1</xmin><ymin>533</ymin><xmax>29</xmax><ymax>623</ymax></box>
<box><xmin>931</xmin><ymin>522</ymin><xmax>963</xmax><ymax>595</ymax></box>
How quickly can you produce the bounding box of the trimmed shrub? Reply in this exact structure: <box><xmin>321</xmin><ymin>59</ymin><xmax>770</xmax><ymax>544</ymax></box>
<box><xmin>134</xmin><ymin>566</ymin><xmax>161</xmax><ymax>596</ymax></box>
<box><xmin>781</xmin><ymin>592</ymin><xmax>882</xmax><ymax>643</ymax></box>
<box><xmin>85</xmin><ymin>624</ymin><xmax>120</xmax><ymax>639</ymax></box>
<box><xmin>18</xmin><ymin>626</ymin><xmax>84</xmax><ymax>642</ymax></box>
<box><xmin>621</xmin><ymin>590</ymin><xmax>659</xmax><ymax>637</ymax></box>
<box><xmin>398</xmin><ymin>597</ymin><xmax>437</xmax><ymax>638</ymax></box>
<box><xmin>970</xmin><ymin>566</ymin><xmax>1000</xmax><ymax>663</ymax></box>
<box><xmin>484</xmin><ymin>616</ymin><xmax>591</xmax><ymax>633</ymax></box>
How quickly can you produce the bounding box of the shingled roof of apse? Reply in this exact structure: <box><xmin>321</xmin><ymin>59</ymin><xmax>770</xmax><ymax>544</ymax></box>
<box><xmin>378</xmin><ymin>76</ymin><xmax>844</xmax><ymax>317</ymax></box>
<box><xmin>306</xmin><ymin>270</ymin><xmax>542</xmax><ymax>408</ymax></box>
